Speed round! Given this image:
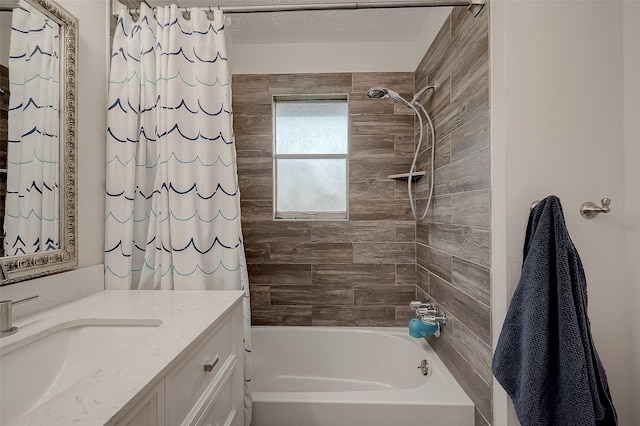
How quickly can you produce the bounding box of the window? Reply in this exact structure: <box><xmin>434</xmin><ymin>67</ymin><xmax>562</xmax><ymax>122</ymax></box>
<box><xmin>273</xmin><ymin>96</ymin><xmax>348</xmax><ymax>220</ymax></box>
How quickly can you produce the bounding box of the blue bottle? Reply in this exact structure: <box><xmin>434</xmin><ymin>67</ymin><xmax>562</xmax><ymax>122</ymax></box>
<box><xmin>408</xmin><ymin>318</ymin><xmax>439</xmax><ymax>338</ymax></box>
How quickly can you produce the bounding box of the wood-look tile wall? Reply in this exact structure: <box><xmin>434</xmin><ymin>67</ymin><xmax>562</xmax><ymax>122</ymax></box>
<box><xmin>414</xmin><ymin>6</ymin><xmax>492</xmax><ymax>426</ymax></box>
<box><xmin>232</xmin><ymin>72</ymin><xmax>418</xmax><ymax>327</ymax></box>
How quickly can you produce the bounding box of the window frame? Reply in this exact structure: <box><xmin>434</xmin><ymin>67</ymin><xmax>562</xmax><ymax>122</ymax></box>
<box><xmin>272</xmin><ymin>94</ymin><xmax>349</xmax><ymax>221</ymax></box>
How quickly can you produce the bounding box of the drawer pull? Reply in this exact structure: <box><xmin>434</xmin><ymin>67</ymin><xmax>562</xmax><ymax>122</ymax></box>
<box><xmin>204</xmin><ymin>354</ymin><xmax>220</xmax><ymax>373</ymax></box>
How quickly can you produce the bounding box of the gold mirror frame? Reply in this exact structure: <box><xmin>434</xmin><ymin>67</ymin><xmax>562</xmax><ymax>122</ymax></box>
<box><xmin>0</xmin><ymin>0</ymin><xmax>77</xmax><ymax>285</ymax></box>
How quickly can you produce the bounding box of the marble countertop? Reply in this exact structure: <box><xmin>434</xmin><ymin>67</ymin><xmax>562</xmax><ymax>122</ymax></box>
<box><xmin>0</xmin><ymin>290</ymin><xmax>245</xmax><ymax>425</ymax></box>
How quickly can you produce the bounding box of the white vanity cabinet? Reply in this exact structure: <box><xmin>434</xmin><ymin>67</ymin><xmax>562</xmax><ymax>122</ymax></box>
<box><xmin>116</xmin><ymin>301</ymin><xmax>244</xmax><ymax>426</ymax></box>
<box><xmin>4</xmin><ymin>291</ymin><xmax>245</xmax><ymax>426</ymax></box>
<box><xmin>115</xmin><ymin>382</ymin><xmax>165</xmax><ymax>426</ymax></box>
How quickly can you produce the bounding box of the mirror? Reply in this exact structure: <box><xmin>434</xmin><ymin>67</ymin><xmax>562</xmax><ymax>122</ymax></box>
<box><xmin>0</xmin><ymin>0</ymin><xmax>77</xmax><ymax>285</ymax></box>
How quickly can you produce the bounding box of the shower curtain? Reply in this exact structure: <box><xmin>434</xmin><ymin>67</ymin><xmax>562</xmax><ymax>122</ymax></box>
<box><xmin>4</xmin><ymin>9</ymin><xmax>60</xmax><ymax>256</ymax></box>
<box><xmin>105</xmin><ymin>4</ymin><xmax>251</xmax><ymax>422</ymax></box>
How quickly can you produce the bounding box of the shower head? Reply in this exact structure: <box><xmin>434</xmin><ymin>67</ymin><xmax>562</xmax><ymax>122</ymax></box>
<box><xmin>366</xmin><ymin>87</ymin><xmax>388</xmax><ymax>99</ymax></box>
<box><xmin>366</xmin><ymin>87</ymin><xmax>412</xmax><ymax>108</ymax></box>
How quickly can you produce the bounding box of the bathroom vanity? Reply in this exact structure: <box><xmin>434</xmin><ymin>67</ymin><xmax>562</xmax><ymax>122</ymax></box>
<box><xmin>0</xmin><ymin>290</ymin><xmax>245</xmax><ymax>425</ymax></box>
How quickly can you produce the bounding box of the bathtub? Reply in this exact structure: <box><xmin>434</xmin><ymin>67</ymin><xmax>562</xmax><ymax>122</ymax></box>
<box><xmin>251</xmin><ymin>326</ymin><xmax>474</xmax><ymax>426</ymax></box>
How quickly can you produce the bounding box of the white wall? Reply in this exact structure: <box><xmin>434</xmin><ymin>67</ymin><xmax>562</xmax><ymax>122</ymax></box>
<box><xmin>489</xmin><ymin>1</ymin><xmax>509</xmax><ymax>423</ymax></box>
<box><xmin>229</xmin><ymin>10</ymin><xmax>448</xmax><ymax>75</ymax></box>
<box><xmin>0</xmin><ymin>265</ymin><xmax>103</xmax><ymax>318</ymax></box>
<box><xmin>413</xmin><ymin>6</ymin><xmax>450</xmax><ymax>68</ymax></box>
<box><xmin>231</xmin><ymin>41</ymin><xmax>416</xmax><ymax>74</ymax></box>
<box><xmin>624</xmin><ymin>1</ymin><xmax>640</xmax><ymax>423</ymax></box>
<box><xmin>491</xmin><ymin>1</ymin><xmax>633</xmax><ymax>425</ymax></box>
<box><xmin>56</xmin><ymin>0</ymin><xmax>109</xmax><ymax>268</ymax></box>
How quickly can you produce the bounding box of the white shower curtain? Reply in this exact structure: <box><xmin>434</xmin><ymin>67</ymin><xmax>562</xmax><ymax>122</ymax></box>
<box><xmin>105</xmin><ymin>4</ymin><xmax>251</xmax><ymax>422</ymax></box>
<box><xmin>4</xmin><ymin>9</ymin><xmax>60</xmax><ymax>256</ymax></box>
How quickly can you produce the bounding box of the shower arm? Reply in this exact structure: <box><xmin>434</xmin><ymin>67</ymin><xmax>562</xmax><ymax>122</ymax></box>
<box><xmin>411</xmin><ymin>83</ymin><xmax>438</xmax><ymax>104</ymax></box>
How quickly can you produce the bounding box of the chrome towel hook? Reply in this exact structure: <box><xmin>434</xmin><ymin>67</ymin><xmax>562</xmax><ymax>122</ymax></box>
<box><xmin>580</xmin><ymin>198</ymin><xmax>611</xmax><ymax>219</ymax></box>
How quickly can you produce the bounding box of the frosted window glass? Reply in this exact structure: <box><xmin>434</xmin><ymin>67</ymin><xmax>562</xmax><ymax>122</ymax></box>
<box><xmin>275</xmin><ymin>101</ymin><xmax>348</xmax><ymax>155</ymax></box>
<box><xmin>276</xmin><ymin>159</ymin><xmax>347</xmax><ymax>212</ymax></box>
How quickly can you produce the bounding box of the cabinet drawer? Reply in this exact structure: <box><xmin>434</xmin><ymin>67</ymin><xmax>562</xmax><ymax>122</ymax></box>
<box><xmin>199</xmin><ymin>364</ymin><xmax>241</xmax><ymax>426</ymax></box>
<box><xmin>165</xmin><ymin>308</ymin><xmax>241</xmax><ymax>425</ymax></box>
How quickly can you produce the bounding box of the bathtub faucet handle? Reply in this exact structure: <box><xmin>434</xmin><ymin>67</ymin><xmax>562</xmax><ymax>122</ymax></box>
<box><xmin>409</xmin><ymin>301</ymin><xmax>447</xmax><ymax>337</ymax></box>
<box><xmin>410</xmin><ymin>300</ymin><xmax>435</xmax><ymax>311</ymax></box>
<box><xmin>416</xmin><ymin>307</ymin><xmax>437</xmax><ymax>316</ymax></box>
<box><xmin>421</xmin><ymin>312</ymin><xmax>447</xmax><ymax>326</ymax></box>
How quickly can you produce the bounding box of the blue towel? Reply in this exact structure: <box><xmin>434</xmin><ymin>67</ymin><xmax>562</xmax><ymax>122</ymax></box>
<box><xmin>492</xmin><ymin>196</ymin><xmax>617</xmax><ymax>426</ymax></box>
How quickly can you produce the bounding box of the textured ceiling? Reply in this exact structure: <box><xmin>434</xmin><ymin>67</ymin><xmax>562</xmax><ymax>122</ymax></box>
<box><xmin>140</xmin><ymin>0</ymin><xmax>435</xmax><ymax>44</ymax></box>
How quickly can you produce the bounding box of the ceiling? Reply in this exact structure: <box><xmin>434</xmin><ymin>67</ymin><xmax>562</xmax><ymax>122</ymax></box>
<box><xmin>140</xmin><ymin>0</ymin><xmax>437</xmax><ymax>45</ymax></box>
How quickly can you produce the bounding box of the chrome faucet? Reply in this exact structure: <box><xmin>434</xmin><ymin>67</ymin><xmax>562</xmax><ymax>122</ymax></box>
<box><xmin>409</xmin><ymin>300</ymin><xmax>448</xmax><ymax>336</ymax></box>
<box><xmin>0</xmin><ymin>295</ymin><xmax>39</xmax><ymax>337</ymax></box>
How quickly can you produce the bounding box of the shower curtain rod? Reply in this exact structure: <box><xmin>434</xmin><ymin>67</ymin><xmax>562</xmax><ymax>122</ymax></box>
<box><xmin>116</xmin><ymin>0</ymin><xmax>485</xmax><ymax>17</ymax></box>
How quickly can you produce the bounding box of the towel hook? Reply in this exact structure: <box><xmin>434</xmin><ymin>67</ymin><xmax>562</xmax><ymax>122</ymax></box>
<box><xmin>580</xmin><ymin>198</ymin><xmax>611</xmax><ymax>219</ymax></box>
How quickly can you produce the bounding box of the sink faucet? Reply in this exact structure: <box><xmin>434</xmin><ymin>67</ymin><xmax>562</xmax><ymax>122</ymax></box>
<box><xmin>0</xmin><ymin>295</ymin><xmax>39</xmax><ymax>338</ymax></box>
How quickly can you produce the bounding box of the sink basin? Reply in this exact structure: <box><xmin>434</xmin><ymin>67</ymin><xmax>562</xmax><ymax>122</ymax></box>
<box><xmin>0</xmin><ymin>318</ymin><xmax>162</xmax><ymax>425</ymax></box>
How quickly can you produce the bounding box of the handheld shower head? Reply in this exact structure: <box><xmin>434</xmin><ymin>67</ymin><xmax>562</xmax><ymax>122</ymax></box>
<box><xmin>366</xmin><ymin>87</ymin><xmax>412</xmax><ymax>108</ymax></box>
<box><xmin>366</xmin><ymin>87</ymin><xmax>388</xmax><ymax>99</ymax></box>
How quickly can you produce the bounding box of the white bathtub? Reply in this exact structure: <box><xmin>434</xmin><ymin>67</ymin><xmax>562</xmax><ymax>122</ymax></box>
<box><xmin>251</xmin><ymin>326</ymin><xmax>474</xmax><ymax>426</ymax></box>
